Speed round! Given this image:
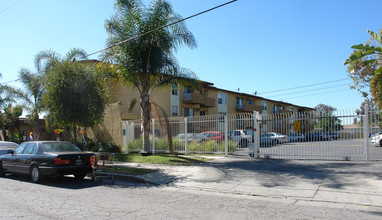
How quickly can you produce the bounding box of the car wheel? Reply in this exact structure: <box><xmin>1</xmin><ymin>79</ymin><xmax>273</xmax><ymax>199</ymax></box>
<box><xmin>74</xmin><ymin>173</ymin><xmax>87</xmax><ymax>180</ymax></box>
<box><xmin>240</xmin><ymin>139</ymin><xmax>248</xmax><ymax>148</ymax></box>
<box><xmin>379</xmin><ymin>140</ymin><xmax>382</xmax><ymax>147</ymax></box>
<box><xmin>272</xmin><ymin>140</ymin><xmax>277</xmax><ymax>145</ymax></box>
<box><xmin>30</xmin><ymin>165</ymin><xmax>42</xmax><ymax>183</ymax></box>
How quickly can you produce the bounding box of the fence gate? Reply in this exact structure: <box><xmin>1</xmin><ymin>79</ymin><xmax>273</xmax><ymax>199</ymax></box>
<box><xmin>122</xmin><ymin>105</ymin><xmax>382</xmax><ymax>161</ymax></box>
<box><xmin>258</xmin><ymin>105</ymin><xmax>382</xmax><ymax>161</ymax></box>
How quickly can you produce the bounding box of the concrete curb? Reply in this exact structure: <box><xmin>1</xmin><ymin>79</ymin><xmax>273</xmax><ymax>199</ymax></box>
<box><xmin>93</xmin><ymin>171</ymin><xmax>160</xmax><ymax>185</ymax></box>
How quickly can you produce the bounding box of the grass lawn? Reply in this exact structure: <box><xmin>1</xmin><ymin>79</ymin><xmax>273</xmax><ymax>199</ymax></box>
<box><xmin>114</xmin><ymin>153</ymin><xmax>211</xmax><ymax>165</ymax></box>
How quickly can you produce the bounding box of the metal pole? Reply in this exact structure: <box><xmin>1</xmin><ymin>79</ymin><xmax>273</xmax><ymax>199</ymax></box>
<box><xmin>225</xmin><ymin>115</ymin><xmax>228</xmax><ymax>156</ymax></box>
<box><xmin>254</xmin><ymin>111</ymin><xmax>261</xmax><ymax>158</ymax></box>
<box><xmin>185</xmin><ymin>117</ymin><xmax>188</xmax><ymax>155</ymax></box>
<box><xmin>364</xmin><ymin>104</ymin><xmax>369</xmax><ymax>161</ymax></box>
<box><xmin>152</xmin><ymin>118</ymin><xmax>155</xmax><ymax>154</ymax></box>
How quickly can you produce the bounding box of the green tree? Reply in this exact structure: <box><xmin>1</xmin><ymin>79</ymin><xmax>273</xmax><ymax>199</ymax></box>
<box><xmin>344</xmin><ymin>29</ymin><xmax>382</xmax><ymax>104</ymax></box>
<box><xmin>4</xmin><ymin>104</ymin><xmax>24</xmax><ymax>143</ymax></box>
<box><xmin>37</xmin><ymin>49</ymin><xmax>108</xmax><ymax>144</ymax></box>
<box><xmin>19</xmin><ymin>68</ymin><xmax>44</xmax><ymax>140</ymax></box>
<box><xmin>104</xmin><ymin>0</ymin><xmax>200</xmax><ymax>154</ymax></box>
<box><xmin>314</xmin><ymin>104</ymin><xmax>343</xmax><ymax>131</ymax></box>
<box><xmin>0</xmin><ymin>74</ymin><xmax>24</xmax><ymax>141</ymax></box>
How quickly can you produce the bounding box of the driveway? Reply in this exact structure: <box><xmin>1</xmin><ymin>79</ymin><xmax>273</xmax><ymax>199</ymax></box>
<box><xmin>122</xmin><ymin>157</ymin><xmax>382</xmax><ymax>208</ymax></box>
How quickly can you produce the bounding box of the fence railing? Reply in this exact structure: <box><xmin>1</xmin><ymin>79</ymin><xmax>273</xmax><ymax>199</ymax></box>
<box><xmin>121</xmin><ymin>105</ymin><xmax>382</xmax><ymax>161</ymax></box>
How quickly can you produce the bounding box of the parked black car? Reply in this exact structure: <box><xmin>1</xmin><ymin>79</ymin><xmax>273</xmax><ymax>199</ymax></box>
<box><xmin>0</xmin><ymin>141</ymin><xmax>94</xmax><ymax>183</ymax></box>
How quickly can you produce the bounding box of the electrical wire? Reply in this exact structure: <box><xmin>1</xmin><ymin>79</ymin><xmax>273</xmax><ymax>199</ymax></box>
<box><xmin>257</xmin><ymin>78</ymin><xmax>351</xmax><ymax>95</ymax></box>
<box><xmin>0</xmin><ymin>1</ymin><xmax>238</xmax><ymax>85</ymax></box>
<box><xmin>265</xmin><ymin>83</ymin><xmax>352</xmax><ymax>98</ymax></box>
<box><xmin>280</xmin><ymin>88</ymin><xmax>351</xmax><ymax>100</ymax></box>
<box><xmin>86</xmin><ymin>0</ymin><xmax>238</xmax><ymax>58</ymax></box>
<box><xmin>0</xmin><ymin>0</ymin><xmax>23</xmax><ymax>15</ymax></box>
<box><xmin>0</xmin><ymin>79</ymin><xmax>21</xmax><ymax>85</ymax></box>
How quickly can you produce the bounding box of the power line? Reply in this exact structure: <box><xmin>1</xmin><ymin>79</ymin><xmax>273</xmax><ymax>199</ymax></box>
<box><xmin>1</xmin><ymin>1</ymin><xmax>238</xmax><ymax>85</ymax></box>
<box><xmin>265</xmin><ymin>83</ymin><xmax>352</xmax><ymax>98</ymax></box>
<box><xmin>280</xmin><ymin>88</ymin><xmax>350</xmax><ymax>100</ymax></box>
<box><xmin>0</xmin><ymin>79</ymin><xmax>21</xmax><ymax>85</ymax></box>
<box><xmin>86</xmin><ymin>0</ymin><xmax>238</xmax><ymax>58</ymax></box>
<box><xmin>0</xmin><ymin>0</ymin><xmax>23</xmax><ymax>15</ymax></box>
<box><xmin>257</xmin><ymin>78</ymin><xmax>351</xmax><ymax>95</ymax></box>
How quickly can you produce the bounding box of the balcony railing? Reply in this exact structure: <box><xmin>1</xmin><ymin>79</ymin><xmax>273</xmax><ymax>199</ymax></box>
<box><xmin>236</xmin><ymin>103</ymin><xmax>262</xmax><ymax>112</ymax></box>
<box><xmin>183</xmin><ymin>93</ymin><xmax>215</xmax><ymax>107</ymax></box>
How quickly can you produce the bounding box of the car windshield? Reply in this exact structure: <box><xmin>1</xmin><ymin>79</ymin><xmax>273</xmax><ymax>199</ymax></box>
<box><xmin>43</xmin><ymin>142</ymin><xmax>81</xmax><ymax>152</ymax></box>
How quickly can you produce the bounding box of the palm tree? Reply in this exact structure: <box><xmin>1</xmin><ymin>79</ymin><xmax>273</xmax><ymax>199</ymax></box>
<box><xmin>345</xmin><ymin>29</ymin><xmax>382</xmax><ymax>105</ymax></box>
<box><xmin>19</xmin><ymin>68</ymin><xmax>44</xmax><ymax>140</ymax></box>
<box><xmin>104</xmin><ymin>0</ymin><xmax>200</xmax><ymax>154</ymax></box>
<box><xmin>0</xmin><ymin>74</ymin><xmax>23</xmax><ymax>141</ymax></box>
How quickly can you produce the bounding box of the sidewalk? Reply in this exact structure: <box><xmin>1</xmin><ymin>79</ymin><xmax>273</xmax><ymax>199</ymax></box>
<box><xmin>113</xmin><ymin>157</ymin><xmax>382</xmax><ymax>207</ymax></box>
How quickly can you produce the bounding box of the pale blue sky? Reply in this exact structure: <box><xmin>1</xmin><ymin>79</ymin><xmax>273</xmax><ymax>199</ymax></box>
<box><xmin>1</xmin><ymin>0</ymin><xmax>381</xmax><ymax>110</ymax></box>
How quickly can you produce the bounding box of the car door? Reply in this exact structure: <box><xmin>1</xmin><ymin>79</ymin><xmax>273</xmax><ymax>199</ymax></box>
<box><xmin>2</xmin><ymin>143</ymin><xmax>27</xmax><ymax>173</ymax></box>
<box><xmin>16</xmin><ymin>143</ymin><xmax>37</xmax><ymax>174</ymax></box>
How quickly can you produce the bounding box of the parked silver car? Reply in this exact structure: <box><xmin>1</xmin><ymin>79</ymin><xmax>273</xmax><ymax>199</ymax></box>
<box><xmin>0</xmin><ymin>141</ymin><xmax>18</xmax><ymax>155</ymax></box>
<box><xmin>371</xmin><ymin>133</ymin><xmax>382</xmax><ymax>147</ymax></box>
<box><xmin>227</xmin><ymin>129</ymin><xmax>254</xmax><ymax>148</ymax></box>
<box><xmin>261</xmin><ymin>132</ymin><xmax>289</xmax><ymax>145</ymax></box>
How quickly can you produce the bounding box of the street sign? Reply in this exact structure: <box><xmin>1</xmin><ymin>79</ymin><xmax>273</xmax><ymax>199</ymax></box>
<box><xmin>294</xmin><ymin>121</ymin><xmax>301</xmax><ymax>131</ymax></box>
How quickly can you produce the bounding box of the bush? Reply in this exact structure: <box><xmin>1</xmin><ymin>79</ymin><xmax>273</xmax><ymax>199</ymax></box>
<box><xmin>77</xmin><ymin>138</ymin><xmax>121</xmax><ymax>153</ymax></box>
<box><xmin>126</xmin><ymin>136</ymin><xmax>240</xmax><ymax>154</ymax></box>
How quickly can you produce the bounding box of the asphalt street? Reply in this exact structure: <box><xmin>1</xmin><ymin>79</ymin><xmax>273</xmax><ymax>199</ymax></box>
<box><xmin>1</xmin><ymin>157</ymin><xmax>382</xmax><ymax>219</ymax></box>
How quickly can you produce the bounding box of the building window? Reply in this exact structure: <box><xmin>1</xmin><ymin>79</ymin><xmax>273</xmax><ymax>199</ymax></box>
<box><xmin>200</xmin><ymin>110</ymin><xmax>206</xmax><ymax>116</ymax></box>
<box><xmin>218</xmin><ymin>93</ymin><xmax>227</xmax><ymax>105</ymax></box>
<box><xmin>171</xmin><ymin>84</ymin><xmax>178</xmax><ymax>95</ymax></box>
<box><xmin>184</xmin><ymin>107</ymin><xmax>194</xmax><ymax>117</ymax></box>
<box><xmin>236</xmin><ymin>97</ymin><xmax>242</xmax><ymax>105</ymax></box>
<box><xmin>218</xmin><ymin>112</ymin><xmax>226</xmax><ymax>122</ymax></box>
<box><xmin>290</xmin><ymin>107</ymin><xmax>294</xmax><ymax>112</ymax></box>
<box><xmin>248</xmin><ymin>100</ymin><xmax>254</xmax><ymax>105</ymax></box>
<box><xmin>261</xmin><ymin>101</ymin><xmax>267</xmax><ymax>110</ymax></box>
<box><xmin>184</xmin><ymin>87</ymin><xmax>193</xmax><ymax>94</ymax></box>
<box><xmin>281</xmin><ymin>106</ymin><xmax>285</xmax><ymax>110</ymax></box>
<box><xmin>171</xmin><ymin>106</ymin><xmax>178</xmax><ymax>116</ymax></box>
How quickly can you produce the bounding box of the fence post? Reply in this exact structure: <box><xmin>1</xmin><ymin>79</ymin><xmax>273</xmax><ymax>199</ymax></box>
<box><xmin>185</xmin><ymin>117</ymin><xmax>188</xmax><ymax>155</ymax></box>
<box><xmin>363</xmin><ymin>104</ymin><xmax>369</xmax><ymax>161</ymax></box>
<box><xmin>253</xmin><ymin>111</ymin><xmax>261</xmax><ymax>158</ymax></box>
<box><xmin>225</xmin><ymin>115</ymin><xmax>228</xmax><ymax>156</ymax></box>
<box><xmin>152</xmin><ymin>118</ymin><xmax>155</xmax><ymax>155</ymax></box>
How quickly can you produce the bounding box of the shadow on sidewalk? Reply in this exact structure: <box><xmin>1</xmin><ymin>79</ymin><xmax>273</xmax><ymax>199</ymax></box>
<box><xmin>191</xmin><ymin>159</ymin><xmax>382</xmax><ymax>189</ymax></box>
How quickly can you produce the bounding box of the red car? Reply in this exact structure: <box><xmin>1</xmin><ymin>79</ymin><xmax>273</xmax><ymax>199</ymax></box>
<box><xmin>199</xmin><ymin>131</ymin><xmax>225</xmax><ymax>143</ymax></box>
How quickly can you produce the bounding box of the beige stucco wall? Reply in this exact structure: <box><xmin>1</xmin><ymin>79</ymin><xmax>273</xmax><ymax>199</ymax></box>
<box><xmin>102</xmin><ymin>82</ymin><xmax>314</xmax><ymax>148</ymax></box>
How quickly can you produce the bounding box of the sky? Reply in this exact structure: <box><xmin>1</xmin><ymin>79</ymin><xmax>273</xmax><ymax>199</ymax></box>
<box><xmin>0</xmin><ymin>0</ymin><xmax>381</xmax><ymax>111</ymax></box>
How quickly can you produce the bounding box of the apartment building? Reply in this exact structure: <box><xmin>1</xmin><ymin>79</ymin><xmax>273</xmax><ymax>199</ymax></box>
<box><xmin>94</xmin><ymin>80</ymin><xmax>314</xmax><ymax>147</ymax></box>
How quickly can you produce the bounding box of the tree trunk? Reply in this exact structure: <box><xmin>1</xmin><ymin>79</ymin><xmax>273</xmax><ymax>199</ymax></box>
<box><xmin>73</xmin><ymin>123</ymin><xmax>78</xmax><ymax>145</ymax></box>
<box><xmin>140</xmin><ymin>90</ymin><xmax>152</xmax><ymax>155</ymax></box>
<box><xmin>33</xmin><ymin>113</ymin><xmax>39</xmax><ymax>141</ymax></box>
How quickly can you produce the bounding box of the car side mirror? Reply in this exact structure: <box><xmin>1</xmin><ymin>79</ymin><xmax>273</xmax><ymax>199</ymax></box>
<box><xmin>7</xmin><ymin>150</ymin><xmax>14</xmax><ymax>155</ymax></box>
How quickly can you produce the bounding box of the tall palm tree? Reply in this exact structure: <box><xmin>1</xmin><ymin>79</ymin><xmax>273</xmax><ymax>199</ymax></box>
<box><xmin>18</xmin><ymin>68</ymin><xmax>44</xmax><ymax>140</ymax></box>
<box><xmin>104</xmin><ymin>0</ymin><xmax>200</xmax><ymax>154</ymax></box>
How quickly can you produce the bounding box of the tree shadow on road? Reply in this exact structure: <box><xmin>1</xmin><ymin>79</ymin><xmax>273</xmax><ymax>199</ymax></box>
<box><xmin>192</xmin><ymin>158</ymin><xmax>382</xmax><ymax>190</ymax></box>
